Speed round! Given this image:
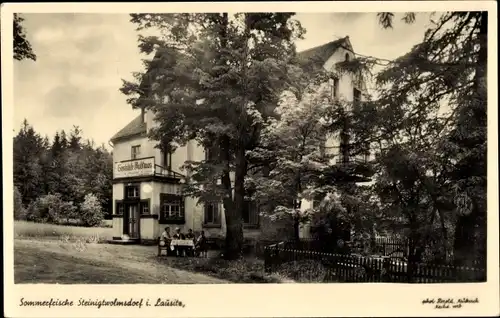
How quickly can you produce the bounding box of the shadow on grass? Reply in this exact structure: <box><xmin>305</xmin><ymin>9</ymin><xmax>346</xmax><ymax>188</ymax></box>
<box><xmin>14</xmin><ymin>238</ymin><xmax>291</xmax><ymax>284</ymax></box>
<box><xmin>157</xmin><ymin>254</ymin><xmax>291</xmax><ymax>283</ymax></box>
<box><xmin>15</xmin><ymin>247</ymin><xmax>161</xmax><ymax>284</ymax></box>
<box><xmin>14</xmin><ymin>240</ymin><xmax>228</xmax><ymax>284</ymax></box>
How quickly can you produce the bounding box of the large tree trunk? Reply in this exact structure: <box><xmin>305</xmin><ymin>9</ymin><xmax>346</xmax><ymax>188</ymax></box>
<box><xmin>214</xmin><ymin>12</ymin><xmax>245</xmax><ymax>260</ymax></box>
<box><xmin>224</xmin><ymin>145</ymin><xmax>246</xmax><ymax>260</ymax></box>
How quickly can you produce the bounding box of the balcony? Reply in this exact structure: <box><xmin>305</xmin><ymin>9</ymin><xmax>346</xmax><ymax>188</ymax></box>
<box><xmin>335</xmin><ymin>156</ymin><xmax>369</xmax><ymax>166</ymax></box>
<box><xmin>323</xmin><ymin>153</ymin><xmax>373</xmax><ymax>183</ymax></box>
<box><xmin>113</xmin><ymin>157</ymin><xmax>184</xmax><ymax>181</ymax></box>
<box><xmin>154</xmin><ymin>164</ymin><xmax>184</xmax><ymax>179</ymax></box>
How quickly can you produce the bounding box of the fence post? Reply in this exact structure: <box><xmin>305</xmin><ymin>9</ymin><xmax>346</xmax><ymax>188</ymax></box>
<box><xmin>407</xmin><ymin>259</ymin><xmax>414</xmax><ymax>283</ymax></box>
<box><xmin>264</xmin><ymin>246</ymin><xmax>268</xmax><ymax>272</ymax></box>
<box><xmin>405</xmin><ymin>239</ymin><xmax>409</xmax><ymax>259</ymax></box>
<box><xmin>264</xmin><ymin>246</ymin><xmax>270</xmax><ymax>273</ymax></box>
<box><xmin>382</xmin><ymin>257</ymin><xmax>390</xmax><ymax>282</ymax></box>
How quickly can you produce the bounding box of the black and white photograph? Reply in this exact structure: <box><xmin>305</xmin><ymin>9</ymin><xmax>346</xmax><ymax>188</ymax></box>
<box><xmin>2</xmin><ymin>1</ymin><xmax>498</xmax><ymax>317</ymax></box>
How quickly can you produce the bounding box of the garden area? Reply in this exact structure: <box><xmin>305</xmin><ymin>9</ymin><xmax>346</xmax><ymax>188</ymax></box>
<box><xmin>13</xmin><ymin>219</ymin><xmax>487</xmax><ymax>284</ymax></box>
<box><xmin>13</xmin><ymin>221</ymin><xmax>293</xmax><ymax>284</ymax></box>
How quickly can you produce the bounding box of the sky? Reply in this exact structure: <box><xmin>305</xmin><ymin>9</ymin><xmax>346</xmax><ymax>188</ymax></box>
<box><xmin>13</xmin><ymin>12</ymin><xmax>432</xmax><ymax>148</ymax></box>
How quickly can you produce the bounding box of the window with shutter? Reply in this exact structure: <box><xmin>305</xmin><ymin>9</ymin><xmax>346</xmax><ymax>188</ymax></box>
<box><xmin>242</xmin><ymin>200</ymin><xmax>259</xmax><ymax>228</ymax></box>
<box><xmin>125</xmin><ymin>185</ymin><xmax>140</xmax><ymax>199</ymax></box>
<box><xmin>205</xmin><ymin>145</ymin><xmax>219</xmax><ymax>161</ymax></box>
<box><xmin>353</xmin><ymin>88</ymin><xmax>361</xmax><ymax>108</ymax></box>
<box><xmin>131</xmin><ymin>145</ymin><xmax>141</xmax><ymax>159</ymax></box>
<box><xmin>159</xmin><ymin>193</ymin><xmax>185</xmax><ymax>224</ymax></box>
<box><xmin>203</xmin><ymin>202</ymin><xmax>221</xmax><ymax>227</ymax></box>
<box><xmin>333</xmin><ymin>77</ymin><xmax>340</xmax><ymax>99</ymax></box>
<box><xmin>115</xmin><ymin>201</ymin><xmax>124</xmax><ymax>215</ymax></box>
<box><xmin>140</xmin><ymin>199</ymin><xmax>150</xmax><ymax>215</ymax></box>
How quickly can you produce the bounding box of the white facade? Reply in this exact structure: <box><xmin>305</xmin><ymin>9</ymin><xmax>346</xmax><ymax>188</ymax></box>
<box><xmin>298</xmin><ymin>39</ymin><xmax>372</xmax><ymax>238</ymax></box>
<box><xmin>110</xmin><ymin>37</ymin><xmax>371</xmax><ymax>242</ymax></box>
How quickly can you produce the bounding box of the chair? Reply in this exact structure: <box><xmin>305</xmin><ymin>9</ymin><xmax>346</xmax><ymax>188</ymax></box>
<box><xmin>157</xmin><ymin>237</ymin><xmax>171</xmax><ymax>257</ymax></box>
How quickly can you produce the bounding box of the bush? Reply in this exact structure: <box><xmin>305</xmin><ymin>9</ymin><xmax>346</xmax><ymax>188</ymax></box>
<box><xmin>259</xmin><ymin>214</ymin><xmax>295</xmax><ymax>241</ymax></box>
<box><xmin>14</xmin><ymin>187</ymin><xmax>27</xmax><ymax>220</ymax></box>
<box><xmin>80</xmin><ymin>193</ymin><xmax>104</xmax><ymax>227</ymax></box>
<box><xmin>26</xmin><ymin>194</ymin><xmax>77</xmax><ymax>224</ymax></box>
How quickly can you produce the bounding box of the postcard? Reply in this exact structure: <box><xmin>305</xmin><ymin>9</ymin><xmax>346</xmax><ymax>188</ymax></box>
<box><xmin>2</xmin><ymin>1</ymin><xmax>498</xmax><ymax>317</ymax></box>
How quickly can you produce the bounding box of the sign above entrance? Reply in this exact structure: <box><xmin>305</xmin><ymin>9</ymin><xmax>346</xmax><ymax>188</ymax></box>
<box><xmin>114</xmin><ymin>157</ymin><xmax>155</xmax><ymax>179</ymax></box>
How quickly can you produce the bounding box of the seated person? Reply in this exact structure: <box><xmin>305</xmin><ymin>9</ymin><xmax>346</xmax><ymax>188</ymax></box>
<box><xmin>195</xmin><ymin>230</ymin><xmax>208</xmax><ymax>258</ymax></box>
<box><xmin>161</xmin><ymin>227</ymin><xmax>172</xmax><ymax>241</ymax></box>
<box><xmin>185</xmin><ymin>229</ymin><xmax>195</xmax><ymax>240</ymax></box>
<box><xmin>158</xmin><ymin>227</ymin><xmax>172</xmax><ymax>256</ymax></box>
<box><xmin>185</xmin><ymin>229</ymin><xmax>195</xmax><ymax>256</ymax></box>
<box><xmin>172</xmin><ymin>227</ymin><xmax>186</xmax><ymax>256</ymax></box>
<box><xmin>172</xmin><ymin>227</ymin><xmax>185</xmax><ymax>239</ymax></box>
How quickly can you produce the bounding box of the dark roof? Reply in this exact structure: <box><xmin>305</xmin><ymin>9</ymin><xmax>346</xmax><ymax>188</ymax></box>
<box><xmin>296</xmin><ymin>36</ymin><xmax>350</xmax><ymax>68</ymax></box>
<box><xmin>110</xmin><ymin>114</ymin><xmax>146</xmax><ymax>143</ymax></box>
<box><xmin>111</xmin><ymin>37</ymin><xmax>350</xmax><ymax>143</ymax></box>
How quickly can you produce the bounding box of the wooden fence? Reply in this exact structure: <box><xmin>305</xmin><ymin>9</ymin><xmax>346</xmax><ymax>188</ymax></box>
<box><xmin>372</xmin><ymin>237</ymin><xmax>409</xmax><ymax>258</ymax></box>
<box><xmin>269</xmin><ymin>237</ymin><xmax>410</xmax><ymax>257</ymax></box>
<box><xmin>263</xmin><ymin>245</ymin><xmax>486</xmax><ymax>283</ymax></box>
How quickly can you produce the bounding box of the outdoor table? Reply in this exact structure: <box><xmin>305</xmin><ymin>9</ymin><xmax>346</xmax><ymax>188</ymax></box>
<box><xmin>170</xmin><ymin>239</ymin><xmax>195</xmax><ymax>257</ymax></box>
<box><xmin>170</xmin><ymin>239</ymin><xmax>195</xmax><ymax>249</ymax></box>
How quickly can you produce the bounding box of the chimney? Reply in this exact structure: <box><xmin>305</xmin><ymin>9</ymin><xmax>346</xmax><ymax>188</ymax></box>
<box><xmin>141</xmin><ymin>107</ymin><xmax>145</xmax><ymax>124</ymax></box>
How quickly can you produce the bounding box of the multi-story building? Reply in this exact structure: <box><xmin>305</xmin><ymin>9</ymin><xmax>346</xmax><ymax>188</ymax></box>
<box><xmin>109</xmin><ymin>36</ymin><xmax>370</xmax><ymax>243</ymax></box>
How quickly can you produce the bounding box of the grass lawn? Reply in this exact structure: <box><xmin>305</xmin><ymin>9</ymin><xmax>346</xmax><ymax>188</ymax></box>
<box><xmin>15</xmin><ymin>247</ymin><xmax>159</xmax><ymax>284</ymax></box>
<box><xmin>13</xmin><ymin>221</ymin><xmax>294</xmax><ymax>284</ymax></box>
<box><xmin>14</xmin><ymin>220</ymin><xmax>113</xmax><ymax>242</ymax></box>
<box><xmin>14</xmin><ymin>239</ymin><xmax>228</xmax><ymax>284</ymax></box>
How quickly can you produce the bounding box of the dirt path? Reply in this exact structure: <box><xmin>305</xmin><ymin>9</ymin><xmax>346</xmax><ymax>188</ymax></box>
<box><xmin>14</xmin><ymin>239</ymin><xmax>228</xmax><ymax>284</ymax></box>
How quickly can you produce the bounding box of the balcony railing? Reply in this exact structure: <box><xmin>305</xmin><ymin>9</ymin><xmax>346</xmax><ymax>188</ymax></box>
<box><xmin>335</xmin><ymin>156</ymin><xmax>369</xmax><ymax>166</ymax></box>
<box><xmin>155</xmin><ymin>164</ymin><xmax>184</xmax><ymax>179</ymax></box>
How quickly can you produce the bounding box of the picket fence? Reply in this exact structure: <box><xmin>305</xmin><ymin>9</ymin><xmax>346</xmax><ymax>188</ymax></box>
<box><xmin>263</xmin><ymin>245</ymin><xmax>486</xmax><ymax>283</ymax></box>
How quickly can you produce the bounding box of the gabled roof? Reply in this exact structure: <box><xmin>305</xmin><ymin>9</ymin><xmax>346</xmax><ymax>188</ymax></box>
<box><xmin>109</xmin><ymin>114</ymin><xmax>146</xmax><ymax>143</ymax></box>
<box><xmin>296</xmin><ymin>36</ymin><xmax>352</xmax><ymax>69</ymax></box>
<box><xmin>110</xmin><ymin>37</ymin><xmax>352</xmax><ymax>143</ymax></box>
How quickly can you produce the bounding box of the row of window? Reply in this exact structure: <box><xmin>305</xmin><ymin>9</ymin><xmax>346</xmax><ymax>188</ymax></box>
<box><xmin>132</xmin><ymin>137</ymin><xmax>366</xmax><ymax>171</ymax></box>
<box><xmin>116</xmin><ymin>200</ymin><xmax>150</xmax><ymax>215</ymax></box>
<box><xmin>130</xmin><ymin>78</ymin><xmax>361</xmax><ymax>167</ymax></box>
<box><xmin>130</xmin><ymin>144</ymin><xmax>210</xmax><ymax>167</ymax></box>
<box><xmin>328</xmin><ymin>77</ymin><xmax>362</xmax><ymax>102</ymax></box>
<box><xmin>131</xmin><ymin>144</ymin><xmax>216</xmax><ymax>165</ymax></box>
<box><xmin>131</xmin><ymin>144</ymin><xmax>214</xmax><ymax>163</ymax></box>
<box><xmin>116</xmin><ymin>191</ymin><xmax>258</xmax><ymax>226</ymax></box>
<box><xmin>203</xmin><ymin>200</ymin><xmax>259</xmax><ymax>225</ymax></box>
<box><xmin>130</xmin><ymin>145</ymin><xmax>172</xmax><ymax>169</ymax></box>
<box><xmin>317</xmin><ymin>139</ymin><xmax>370</xmax><ymax>163</ymax></box>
